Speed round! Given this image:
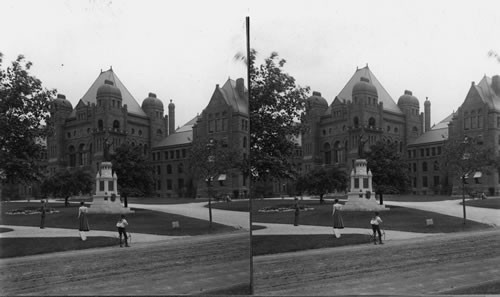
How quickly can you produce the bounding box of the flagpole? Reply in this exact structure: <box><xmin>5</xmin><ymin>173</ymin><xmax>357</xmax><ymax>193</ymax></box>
<box><xmin>246</xmin><ymin>15</ymin><xmax>254</xmax><ymax>295</ymax></box>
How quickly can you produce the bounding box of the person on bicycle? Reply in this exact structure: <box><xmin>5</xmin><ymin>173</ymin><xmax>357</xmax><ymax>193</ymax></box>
<box><xmin>116</xmin><ymin>214</ymin><xmax>130</xmax><ymax>247</ymax></box>
<box><xmin>370</xmin><ymin>212</ymin><xmax>383</xmax><ymax>245</ymax></box>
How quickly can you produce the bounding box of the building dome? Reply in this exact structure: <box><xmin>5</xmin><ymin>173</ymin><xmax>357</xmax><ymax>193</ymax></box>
<box><xmin>397</xmin><ymin>90</ymin><xmax>419</xmax><ymax>106</ymax></box>
<box><xmin>352</xmin><ymin>77</ymin><xmax>377</xmax><ymax>97</ymax></box>
<box><xmin>142</xmin><ymin>92</ymin><xmax>163</xmax><ymax>110</ymax></box>
<box><xmin>53</xmin><ymin>94</ymin><xmax>73</xmax><ymax>110</ymax></box>
<box><xmin>307</xmin><ymin>91</ymin><xmax>328</xmax><ymax>108</ymax></box>
<box><xmin>96</xmin><ymin>80</ymin><xmax>121</xmax><ymax>98</ymax></box>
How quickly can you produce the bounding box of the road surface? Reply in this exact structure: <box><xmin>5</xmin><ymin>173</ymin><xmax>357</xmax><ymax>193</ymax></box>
<box><xmin>0</xmin><ymin>232</ymin><xmax>250</xmax><ymax>295</ymax></box>
<box><xmin>253</xmin><ymin>228</ymin><xmax>500</xmax><ymax>295</ymax></box>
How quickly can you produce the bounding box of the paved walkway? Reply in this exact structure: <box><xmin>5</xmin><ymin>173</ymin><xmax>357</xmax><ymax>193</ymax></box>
<box><xmin>1</xmin><ymin>198</ymin><xmax>499</xmax><ymax>243</ymax></box>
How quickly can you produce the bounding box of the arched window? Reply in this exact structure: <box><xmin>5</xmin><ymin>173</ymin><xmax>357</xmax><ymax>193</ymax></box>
<box><xmin>98</xmin><ymin>119</ymin><xmax>104</xmax><ymax>131</ymax></box>
<box><xmin>78</xmin><ymin>143</ymin><xmax>85</xmax><ymax>166</ymax></box>
<box><xmin>353</xmin><ymin>117</ymin><xmax>359</xmax><ymax>128</ymax></box>
<box><xmin>324</xmin><ymin>142</ymin><xmax>331</xmax><ymax>165</ymax></box>
<box><xmin>68</xmin><ymin>145</ymin><xmax>76</xmax><ymax>167</ymax></box>
<box><xmin>167</xmin><ymin>164</ymin><xmax>172</xmax><ymax>174</ymax></box>
<box><xmin>243</xmin><ymin>136</ymin><xmax>247</xmax><ymax>148</ymax></box>
<box><xmin>178</xmin><ymin>163</ymin><xmax>184</xmax><ymax>174</ymax></box>
<box><xmin>113</xmin><ymin>120</ymin><xmax>120</xmax><ymax>130</ymax></box>
<box><xmin>433</xmin><ymin>161</ymin><xmax>440</xmax><ymax>171</ymax></box>
<box><xmin>334</xmin><ymin>141</ymin><xmax>341</xmax><ymax>163</ymax></box>
<box><xmin>412</xmin><ymin>126</ymin><xmax>418</xmax><ymax>135</ymax></box>
<box><xmin>422</xmin><ymin>161</ymin><xmax>428</xmax><ymax>172</ymax></box>
<box><xmin>368</xmin><ymin>117</ymin><xmax>376</xmax><ymax>128</ymax></box>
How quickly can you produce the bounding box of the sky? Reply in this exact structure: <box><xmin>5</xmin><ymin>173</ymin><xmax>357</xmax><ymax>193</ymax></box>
<box><xmin>2</xmin><ymin>0</ymin><xmax>500</xmax><ymax>128</ymax></box>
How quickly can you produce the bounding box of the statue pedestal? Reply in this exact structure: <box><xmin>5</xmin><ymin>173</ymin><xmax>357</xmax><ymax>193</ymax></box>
<box><xmin>342</xmin><ymin>159</ymin><xmax>389</xmax><ymax>211</ymax></box>
<box><xmin>88</xmin><ymin>162</ymin><xmax>134</xmax><ymax>214</ymax></box>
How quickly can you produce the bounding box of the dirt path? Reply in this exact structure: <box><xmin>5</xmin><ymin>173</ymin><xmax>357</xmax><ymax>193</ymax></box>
<box><xmin>253</xmin><ymin>228</ymin><xmax>500</xmax><ymax>295</ymax></box>
<box><xmin>0</xmin><ymin>232</ymin><xmax>250</xmax><ymax>295</ymax></box>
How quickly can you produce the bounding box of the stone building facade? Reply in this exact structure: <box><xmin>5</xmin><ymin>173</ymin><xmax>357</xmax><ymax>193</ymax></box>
<box><xmin>47</xmin><ymin>68</ymin><xmax>171</xmax><ymax>176</ymax></box>
<box><xmin>46</xmin><ymin>67</ymin><xmax>248</xmax><ymax>199</ymax></box>
<box><xmin>388</xmin><ymin>74</ymin><xmax>500</xmax><ymax>196</ymax></box>
<box><xmin>301</xmin><ymin>65</ymin><xmax>431</xmax><ymax>179</ymax></box>
<box><xmin>151</xmin><ymin>78</ymin><xmax>249</xmax><ymax>199</ymax></box>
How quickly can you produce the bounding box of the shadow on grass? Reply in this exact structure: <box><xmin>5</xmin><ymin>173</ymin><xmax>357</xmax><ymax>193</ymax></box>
<box><xmin>199</xmin><ymin>283</ymin><xmax>252</xmax><ymax>295</ymax></box>
<box><xmin>215</xmin><ymin>200</ymin><xmax>491</xmax><ymax>234</ymax></box>
<box><xmin>439</xmin><ymin>279</ymin><xmax>500</xmax><ymax>295</ymax></box>
<box><xmin>0</xmin><ymin>202</ymin><xmax>236</xmax><ymax>236</ymax></box>
<box><xmin>252</xmin><ymin>234</ymin><xmax>371</xmax><ymax>256</ymax></box>
<box><xmin>463</xmin><ymin>198</ymin><xmax>500</xmax><ymax>209</ymax></box>
<box><xmin>0</xmin><ymin>237</ymin><xmax>118</xmax><ymax>258</ymax></box>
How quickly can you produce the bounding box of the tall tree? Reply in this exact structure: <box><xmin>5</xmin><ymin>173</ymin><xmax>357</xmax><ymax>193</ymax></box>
<box><xmin>188</xmin><ymin>138</ymin><xmax>238</xmax><ymax>228</ymax></box>
<box><xmin>41</xmin><ymin>168</ymin><xmax>94</xmax><ymax>201</ymax></box>
<box><xmin>365</xmin><ymin>141</ymin><xmax>410</xmax><ymax>204</ymax></box>
<box><xmin>297</xmin><ymin>167</ymin><xmax>348</xmax><ymax>204</ymax></box>
<box><xmin>0</xmin><ymin>53</ymin><xmax>56</xmax><ymax>195</ymax></box>
<box><xmin>443</xmin><ymin>136</ymin><xmax>498</xmax><ymax>224</ymax></box>
<box><xmin>249</xmin><ymin>50</ymin><xmax>310</xmax><ymax>182</ymax></box>
<box><xmin>110</xmin><ymin>143</ymin><xmax>154</xmax><ymax>206</ymax></box>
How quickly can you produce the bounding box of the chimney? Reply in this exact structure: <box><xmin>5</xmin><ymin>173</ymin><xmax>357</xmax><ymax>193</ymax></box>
<box><xmin>424</xmin><ymin>97</ymin><xmax>431</xmax><ymax>132</ymax></box>
<box><xmin>492</xmin><ymin>75</ymin><xmax>500</xmax><ymax>96</ymax></box>
<box><xmin>236</xmin><ymin>78</ymin><xmax>245</xmax><ymax>98</ymax></box>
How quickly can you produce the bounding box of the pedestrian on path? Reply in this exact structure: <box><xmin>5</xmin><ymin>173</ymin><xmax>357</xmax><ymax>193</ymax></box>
<box><xmin>293</xmin><ymin>197</ymin><xmax>300</xmax><ymax>226</ymax></box>
<box><xmin>116</xmin><ymin>214</ymin><xmax>130</xmax><ymax>247</ymax></box>
<box><xmin>78</xmin><ymin>201</ymin><xmax>90</xmax><ymax>241</ymax></box>
<box><xmin>40</xmin><ymin>200</ymin><xmax>47</xmax><ymax>229</ymax></box>
<box><xmin>370</xmin><ymin>212</ymin><xmax>383</xmax><ymax>245</ymax></box>
<box><xmin>332</xmin><ymin>199</ymin><xmax>344</xmax><ymax>238</ymax></box>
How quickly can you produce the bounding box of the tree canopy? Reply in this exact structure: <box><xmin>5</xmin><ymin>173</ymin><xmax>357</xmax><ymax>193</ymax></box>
<box><xmin>296</xmin><ymin>166</ymin><xmax>348</xmax><ymax>203</ymax></box>
<box><xmin>110</xmin><ymin>143</ymin><xmax>154</xmax><ymax>198</ymax></box>
<box><xmin>249</xmin><ymin>50</ymin><xmax>310</xmax><ymax>182</ymax></box>
<box><xmin>41</xmin><ymin>168</ymin><xmax>94</xmax><ymax>198</ymax></box>
<box><xmin>365</xmin><ymin>141</ymin><xmax>410</xmax><ymax>195</ymax></box>
<box><xmin>443</xmin><ymin>137</ymin><xmax>498</xmax><ymax>184</ymax></box>
<box><xmin>0</xmin><ymin>53</ymin><xmax>56</xmax><ymax>184</ymax></box>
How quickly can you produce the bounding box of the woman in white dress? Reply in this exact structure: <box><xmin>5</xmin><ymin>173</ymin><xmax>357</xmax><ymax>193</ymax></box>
<box><xmin>332</xmin><ymin>199</ymin><xmax>344</xmax><ymax>238</ymax></box>
<box><xmin>78</xmin><ymin>201</ymin><xmax>90</xmax><ymax>240</ymax></box>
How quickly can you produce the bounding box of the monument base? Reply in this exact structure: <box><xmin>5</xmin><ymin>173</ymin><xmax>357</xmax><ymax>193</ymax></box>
<box><xmin>88</xmin><ymin>196</ymin><xmax>134</xmax><ymax>214</ymax></box>
<box><xmin>342</xmin><ymin>192</ymin><xmax>389</xmax><ymax>211</ymax></box>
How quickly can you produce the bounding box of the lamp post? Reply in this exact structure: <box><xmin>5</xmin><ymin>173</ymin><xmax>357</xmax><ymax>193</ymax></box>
<box><xmin>460</xmin><ymin>136</ymin><xmax>472</xmax><ymax>226</ymax></box>
<box><xmin>206</xmin><ymin>139</ymin><xmax>215</xmax><ymax>229</ymax></box>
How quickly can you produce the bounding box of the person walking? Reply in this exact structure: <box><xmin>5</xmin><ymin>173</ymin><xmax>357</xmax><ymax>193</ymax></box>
<box><xmin>40</xmin><ymin>200</ymin><xmax>47</xmax><ymax>229</ymax></box>
<box><xmin>293</xmin><ymin>197</ymin><xmax>300</xmax><ymax>226</ymax></box>
<box><xmin>332</xmin><ymin>199</ymin><xmax>344</xmax><ymax>238</ymax></box>
<box><xmin>370</xmin><ymin>212</ymin><xmax>384</xmax><ymax>245</ymax></box>
<box><xmin>78</xmin><ymin>201</ymin><xmax>90</xmax><ymax>241</ymax></box>
<box><xmin>116</xmin><ymin>214</ymin><xmax>129</xmax><ymax>247</ymax></box>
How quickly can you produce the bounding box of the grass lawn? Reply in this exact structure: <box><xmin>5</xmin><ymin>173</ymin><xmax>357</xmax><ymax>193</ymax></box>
<box><xmin>0</xmin><ymin>201</ymin><xmax>236</xmax><ymax>258</ymax></box>
<box><xmin>0</xmin><ymin>237</ymin><xmax>118</xmax><ymax>258</ymax></box>
<box><xmin>252</xmin><ymin>234</ymin><xmax>371</xmax><ymax>256</ymax></box>
<box><xmin>215</xmin><ymin>199</ymin><xmax>490</xmax><ymax>234</ymax></box>
<box><xmin>463</xmin><ymin>198</ymin><xmax>500</xmax><ymax>209</ymax></box>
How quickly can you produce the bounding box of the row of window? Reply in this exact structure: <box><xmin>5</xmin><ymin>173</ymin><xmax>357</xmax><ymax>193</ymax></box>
<box><xmin>353</xmin><ymin>96</ymin><xmax>377</xmax><ymax>105</ymax></box>
<box><xmin>412</xmin><ymin>176</ymin><xmax>441</xmax><ymax>188</ymax></box>
<box><xmin>154</xmin><ymin>163</ymin><xmax>184</xmax><ymax>175</ymax></box>
<box><xmin>66</xmin><ymin>122</ymin><xmax>149</xmax><ymax>138</ymax></box>
<box><xmin>152</xmin><ymin>149</ymin><xmax>187</xmax><ymax>161</ymax></box>
<box><xmin>97</xmin><ymin>99</ymin><xmax>121</xmax><ymax>108</ymax></box>
<box><xmin>464</xmin><ymin>109</ymin><xmax>483</xmax><ymax>130</ymax></box>
<box><xmin>408</xmin><ymin>146</ymin><xmax>442</xmax><ymax>159</ymax></box>
<box><xmin>408</xmin><ymin>161</ymin><xmax>440</xmax><ymax>173</ymax></box>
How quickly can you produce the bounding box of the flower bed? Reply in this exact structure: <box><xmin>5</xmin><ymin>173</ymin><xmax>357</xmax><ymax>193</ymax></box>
<box><xmin>258</xmin><ymin>205</ymin><xmax>314</xmax><ymax>213</ymax></box>
<box><xmin>5</xmin><ymin>207</ymin><xmax>60</xmax><ymax>215</ymax></box>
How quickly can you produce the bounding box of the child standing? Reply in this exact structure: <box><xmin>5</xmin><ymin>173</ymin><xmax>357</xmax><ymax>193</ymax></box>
<box><xmin>370</xmin><ymin>212</ymin><xmax>383</xmax><ymax>245</ymax></box>
<box><xmin>116</xmin><ymin>214</ymin><xmax>129</xmax><ymax>247</ymax></box>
